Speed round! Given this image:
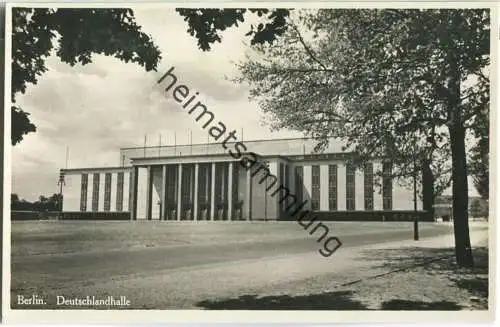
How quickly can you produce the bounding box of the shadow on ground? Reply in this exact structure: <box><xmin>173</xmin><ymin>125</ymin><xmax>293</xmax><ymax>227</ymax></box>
<box><xmin>356</xmin><ymin>245</ymin><xmax>489</xmax><ymax>308</ymax></box>
<box><xmin>356</xmin><ymin>246</ymin><xmax>487</xmax><ymax>272</ymax></box>
<box><xmin>197</xmin><ymin>247</ymin><xmax>488</xmax><ymax>310</ymax></box>
<box><xmin>380</xmin><ymin>299</ymin><xmax>462</xmax><ymax>310</ymax></box>
<box><xmin>197</xmin><ymin>291</ymin><xmax>466</xmax><ymax>310</ymax></box>
<box><xmin>197</xmin><ymin>290</ymin><xmax>369</xmax><ymax>310</ymax></box>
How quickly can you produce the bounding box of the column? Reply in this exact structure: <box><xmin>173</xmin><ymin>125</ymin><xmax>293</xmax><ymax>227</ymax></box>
<box><xmin>177</xmin><ymin>164</ymin><xmax>182</xmax><ymax>221</ymax></box>
<box><xmin>227</xmin><ymin>162</ymin><xmax>233</xmax><ymax>220</ymax></box>
<box><xmin>110</xmin><ymin>173</ymin><xmax>117</xmax><ymax>212</ymax></box>
<box><xmin>337</xmin><ymin>164</ymin><xmax>347</xmax><ymax>211</ymax></box>
<box><xmin>194</xmin><ymin>163</ymin><xmax>199</xmax><ymax>221</ymax></box>
<box><xmin>128</xmin><ymin>171</ymin><xmax>133</xmax><ymax>219</ymax></box>
<box><xmin>245</xmin><ymin>168</ymin><xmax>252</xmax><ymax>220</ymax></box>
<box><xmin>355</xmin><ymin>167</ymin><xmax>365</xmax><ymax>210</ymax></box>
<box><xmin>146</xmin><ymin>166</ymin><xmax>153</xmax><ymax>220</ymax></box>
<box><xmin>320</xmin><ymin>165</ymin><xmax>329</xmax><ymax>210</ymax></box>
<box><xmin>303</xmin><ymin>165</ymin><xmax>312</xmax><ymax>210</ymax></box>
<box><xmin>98</xmin><ymin>173</ymin><xmax>105</xmax><ymax>212</ymax></box>
<box><xmin>161</xmin><ymin>165</ymin><xmax>167</xmax><ymax>220</ymax></box>
<box><xmin>210</xmin><ymin>162</ymin><xmax>216</xmax><ymax>221</ymax></box>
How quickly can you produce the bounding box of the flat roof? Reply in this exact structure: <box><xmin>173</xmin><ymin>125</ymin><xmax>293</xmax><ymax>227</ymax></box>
<box><xmin>61</xmin><ymin>166</ymin><xmax>132</xmax><ymax>175</ymax></box>
<box><xmin>119</xmin><ymin>137</ymin><xmax>350</xmax><ymax>163</ymax></box>
<box><xmin>120</xmin><ymin>137</ymin><xmax>320</xmax><ymax>151</ymax></box>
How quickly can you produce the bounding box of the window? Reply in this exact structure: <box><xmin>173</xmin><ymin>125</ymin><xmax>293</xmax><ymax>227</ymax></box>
<box><xmin>168</xmin><ymin>166</ymin><xmax>177</xmax><ymax>204</ymax></box>
<box><xmin>328</xmin><ymin>165</ymin><xmax>337</xmax><ymax>211</ymax></box>
<box><xmin>284</xmin><ymin>164</ymin><xmax>290</xmax><ymax>190</ymax></box>
<box><xmin>346</xmin><ymin>164</ymin><xmax>355</xmax><ymax>210</ymax></box>
<box><xmin>163</xmin><ymin>165</ymin><xmax>178</xmax><ymax>218</ymax></box>
<box><xmin>295</xmin><ymin>166</ymin><xmax>303</xmax><ymax>203</ymax></box>
<box><xmin>214</xmin><ymin>163</ymin><xmax>227</xmax><ymax>204</ymax></box>
<box><xmin>232</xmin><ymin>163</ymin><xmax>239</xmax><ymax>212</ymax></box>
<box><xmin>198</xmin><ymin>164</ymin><xmax>209</xmax><ymax>205</ymax></box>
<box><xmin>282</xmin><ymin>164</ymin><xmax>291</xmax><ymax>210</ymax></box>
<box><xmin>182</xmin><ymin>165</ymin><xmax>194</xmax><ymax>205</ymax></box>
<box><xmin>204</xmin><ymin>164</ymin><xmax>211</xmax><ymax>203</ymax></box>
<box><xmin>364</xmin><ymin>163</ymin><xmax>374</xmax><ymax>210</ymax></box>
<box><xmin>383</xmin><ymin>162</ymin><xmax>393</xmax><ymax>210</ymax></box>
<box><xmin>103</xmin><ymin>173</ymin><xmax>112</xmax><ymax>211</ymax></box>
<box><xmin>92</xmin><ymin>173</ymin><xmax>100</xmax><ymax>211</ymax></box>
<box><xmin>311</xmin><ymin>165</ymin><xmax>320</xmax><ymax>211</ymax></box>
<box><xmin>116</xmin><ymin>172</ymin><xmax>124</xmax><ymax>212</ymax></box>
<box><xmin>80</xmin><ymin>174</ymin><xmax>88</xmax><ymax>211</ymax></box>
<box><xmin>279</xmin><ymin>163</ymin><xmax>285</xmax><ymax>212</ymax></box>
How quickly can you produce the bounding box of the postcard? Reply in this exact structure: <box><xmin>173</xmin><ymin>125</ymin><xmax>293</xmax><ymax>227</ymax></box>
<box><xmin>2</xmin><ymin>1</ymin><xmax>496</xmax><ymax>324</ymax></box>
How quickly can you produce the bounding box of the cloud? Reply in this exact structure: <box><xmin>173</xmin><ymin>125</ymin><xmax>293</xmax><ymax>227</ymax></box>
<box><xmin>11</xmin><ymin>7</ymin><xmax>298</xmax><ymax>201</ymax></box>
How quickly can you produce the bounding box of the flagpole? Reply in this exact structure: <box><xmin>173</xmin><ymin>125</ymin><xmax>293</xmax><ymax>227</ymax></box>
<box><xmin>158</xmin><ymin>134</ymin><xmax>161</xmax><ymax>157</ymax></box>
<box><xmin>65</xmin><ymin>146</ymin><xmax>69</xmax><ymax>169</ymax></box>
<box><xmin>190</xmin><ymin>130</ymin><xmax>193</xmax><ymax>155</ymax></box>
<box><xmin>143</xmin><ymin>134</ymin><xmax>147</xmax><ymax>157</ymax></box>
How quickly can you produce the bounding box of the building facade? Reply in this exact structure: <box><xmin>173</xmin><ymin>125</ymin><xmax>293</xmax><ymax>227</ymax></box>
<box><xmin>61</xmin><ymin>138</ymin><xmax>422</xmax><ymax>220</ymax></box>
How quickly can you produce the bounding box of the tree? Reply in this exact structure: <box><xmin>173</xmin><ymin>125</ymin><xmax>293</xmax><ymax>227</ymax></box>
<box><xmin>469</xmin><ymin>106</ymin><xmax>489</xmax><ymax>200</ymax></box>
<box><xmin>176</xmin><ymin>9</ymin><xmax>290</xmax><ymax>51</ymax></box>
<box><xmin>471</xmin><ymin>155</ymin><xmax>488</xmax><ymax>201</ymax></box>
<box><xmin>176</xmin><ymin>10</ymin><xmax>441</xmax><ymax>213</ymax></box>
<box><xmin>11</xmin><ymin>193</ymin><xmax>19</xmax><ymax>204</ymax></box>
<box><xmin>179</xmin><ymin>8</ymin><xmax>489</xmax><ymax>267</ymax></box>
<box><xmin>47</xmin><ymin>193</ymin><xmax>63</xmax><ymax>211</ymax></box>
<box><xmin>470</xmin><ymin>197</ymin><xmax>488</xmax><ymax>219</ymax></box>
<box><xmin>11</xmin><ymin>193</ymin><xmax>64</xmax><ymax>211</ymax></box>
<box><xmin>224</xmin><ymin>9</ymin><xmax>487</xmax><ymax>267</ymax></box>
<box><xmin>11</xmin><ymin>194</ymin><xmax>35</xmax><ymax>211</ymax></box>
<box><xmin>470</xmin><ymin>198</ymin><xmax>481</xmax><ymax>218</ymax></box>
<box><xmin>11</xmin><ymin>8</ymin><xmax>162</xmax><ymax>145</ymax></box>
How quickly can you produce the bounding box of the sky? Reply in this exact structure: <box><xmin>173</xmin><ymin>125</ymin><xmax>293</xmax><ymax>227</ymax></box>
<box><xmin>11</xmin><ymin>8</ymin><xmax>303</xmax><ymax>201</ymax></box>
<box><xmin>10</xmin><ymin>7</ymin><xmax>481</xmax><ymax>201</ymax></box>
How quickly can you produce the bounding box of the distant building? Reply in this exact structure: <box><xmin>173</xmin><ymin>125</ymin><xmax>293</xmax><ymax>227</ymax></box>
<box><xmin>60</xmin><ymin>138</ymin><xmax>422</xmax><ymax>220</ymax></box>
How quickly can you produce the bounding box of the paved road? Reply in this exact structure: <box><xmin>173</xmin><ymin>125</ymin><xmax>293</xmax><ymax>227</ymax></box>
<box><xmin>11</xmin><ymin>222</ymin><xmax>466</xmax><ymax>309</ymax></box>
<box><xmin>12</xmin><ymin>223</ymin><xmax>453</xmax><ymax>281</ymax></box>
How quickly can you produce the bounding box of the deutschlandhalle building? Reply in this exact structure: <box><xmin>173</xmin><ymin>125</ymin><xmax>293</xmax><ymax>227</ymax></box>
<box><xmin>60</xmin><ymin>138</ymin><xmax>424</xmax><ymax>221</ymax></box>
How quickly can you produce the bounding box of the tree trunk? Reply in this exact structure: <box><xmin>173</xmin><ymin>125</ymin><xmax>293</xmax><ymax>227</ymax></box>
<box><xmin>446</xmin><ymin>38</ymin><xmax>473</xmax><ymax>267</ymax></box>
<box><xmin>449</xmin><ymin>123</ymin><xmax>473</xmax><ymax>267</ymax></box>
<box><xmin>421</xmin><ymin>159</ymin><xmax>435</xmax><ymax>221</ymax></box>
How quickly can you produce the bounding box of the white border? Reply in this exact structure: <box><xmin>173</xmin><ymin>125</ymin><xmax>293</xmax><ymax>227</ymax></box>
<box><xmin>3</xmin><ymin>1</ymin><xmax>499</xmax><ymax>324</ymax></box>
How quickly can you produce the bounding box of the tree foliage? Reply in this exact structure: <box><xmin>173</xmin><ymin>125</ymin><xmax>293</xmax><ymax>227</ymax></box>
<box><xmin>469</xmin><ymin>105</ymin><xmax>489</xmax><ymax>200</ymax></box>
<box><xmin>176</xmin><ymin>8</ymin><xmax>290</xmax><ymax>51</ymax></box>
<box><xmin>11</xmin><ymin>193</ymin><xmax>63</xmax><ymax>211</ymax></box>
<box><xmin>11</xmin><ymin>8</ymin><xmax>162</xmax><ymax>145</ymax></box>
<box><xmin>469</xmin><ymin>197</ymin><xmax>488</xmax><ymax>218</ymax></box>
<box><xmin>231</xmin><ymin>9</ymin><xmax>489</xmax><ymax>267</ymax></box>
<box><xmin>12</xmin><ymin>8</ymin><xmax>292</xmax><ymax>145</ymax></box>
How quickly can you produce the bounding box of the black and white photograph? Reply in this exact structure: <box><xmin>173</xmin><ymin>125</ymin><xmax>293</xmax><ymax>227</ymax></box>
<box><xmin>4</xmin><ymin>2</ymin><xmax>495</xmax><ymax>324</ymax></box>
